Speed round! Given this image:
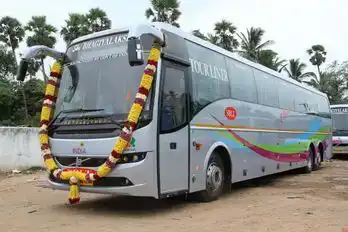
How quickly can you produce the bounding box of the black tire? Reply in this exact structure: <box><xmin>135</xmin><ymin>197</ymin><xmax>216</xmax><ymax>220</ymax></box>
<box><xmin>192</xmin><ymin>152</ymin><xmax>225</xmax><ymax>202</ymax></box>
<box><xmin>302</xmin><ymin>148</ymin><xmax>314</xmax><ymax>173</ymax></box>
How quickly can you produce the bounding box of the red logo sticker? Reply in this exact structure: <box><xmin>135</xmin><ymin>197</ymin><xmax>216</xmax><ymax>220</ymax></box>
<box><xmin>225</xmin><ymin>107</ymin><xmax>237</xmax><ymax>120</ymax></box>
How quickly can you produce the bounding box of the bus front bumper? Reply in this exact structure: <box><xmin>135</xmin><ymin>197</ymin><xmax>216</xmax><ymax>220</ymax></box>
<box><xmin>43</xmin><ymin>151</ymin><xmax>158</xmax><ymax>198</ymax></box>
<box><xmin>42</xmin><ymin>179</ymin><xmax>153</xmax><ymax>197</ymax></box>
<box><xmin>332</xmin><ymin>136</ymin><xmax>348</xmax><ymax>154</ymax></box>
<box><xmin>332</xmin><ymin>146</ymin><xmax>348</xmax><ymax>154</ymax></box>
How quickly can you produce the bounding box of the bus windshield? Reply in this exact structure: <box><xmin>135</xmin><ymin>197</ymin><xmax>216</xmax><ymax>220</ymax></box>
<box><xmin>54</xmin><ymin>32</ymin><xmax>154</xmax><ymax>121</ymax></box>
<box><xmin>332</xmin><ymin>113</ymin><xmax>348</xmax><ymax>131</ymax></box>
<box><xmin>331</xmin><ymin>106</ymin><xmax>348</xmax><ymax>135</ymax></box>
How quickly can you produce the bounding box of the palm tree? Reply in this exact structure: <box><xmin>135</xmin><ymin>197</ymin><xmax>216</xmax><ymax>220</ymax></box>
<box><xmin>60</xmin><ymin>8</ymin><xmax>111</xmax><ymax>46</ymax></box>
<box><xmin>238</xmin><ymin>27</ymin><xmax>274</xmax><ymax>62</ymax></box>
<box><xmin>282</xmin><ymin>58</ymin><xmax>317</xmax><ymax>82</ymax></box>
<box><xmin>307</xmin><ymin>44</ymin><xmax>327</xmax><ymax>78</ymax></box>
<box><xmin>303</xmin><ymin>71</ymin><xmax>329</xmax><ymax>92</ymax></box>
<box><xmin>0</xmin><ymin>16</ymin><xmax>25</xmax><ymax>66</ymax></box>
<box><xmin>145</xmin><ymin>0</ymin><xmax>181</xmax><ymax>27</ymax></box>
<box><xmin>0</xmin><ymin>17</ymin><xmax>28</xmax><ymax>123</ymax></box>
<box><xmin>25</xmin><ymin>16</ymin><xmax>57</xmax><ymax>83</ymax></box>
<box><xmin>60</xmin><ymin>13</ymin><xmax>88</xmax><ymax>46</ymax></box>
<box><xmin>304</xmin><ymin>71</ymin><xmax>346</xmax><ymax>104</ymax></box>
<box><xmin>0</xmin><ymin>45</ymin><xmax>17</xmax><ymax>77</ymax></box>
<box><xmin>257</xmin><ymin>49</ymin><xmax>286</xmax><ymax>71</ymax></box>
<box><xmin>211</xmin><ymin>20</ymin><xmax>239</xmax><ymax>52</ymax></box>
<box><xmin>328</xmin><ymin>75</ymin><xmax>347</xmax><ymax>104</ymax></box>
<box><xmin>192</xmin><ymin>29</ymin><xmax>208</xmax><ymax>40</ymax></box>
<box><xmin>85</xmin><ymin>8</ymin><xmax>111</xmax><ymax>33</ymax></box>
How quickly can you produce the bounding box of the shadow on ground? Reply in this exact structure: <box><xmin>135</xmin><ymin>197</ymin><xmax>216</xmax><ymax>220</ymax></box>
<box><xmin>333</xmin><ymin>154</ymin><xmax>348</xmax><ymax>161</ymax></box>
<box><xmin>53</xmin><ymin>162</ymin><xmax>340</xmax><ymax>215</ymax></box>
<box><xmin>54</xmin><ymin>195</ymin><xmax>190</xmax><ymax>216</ymax></box>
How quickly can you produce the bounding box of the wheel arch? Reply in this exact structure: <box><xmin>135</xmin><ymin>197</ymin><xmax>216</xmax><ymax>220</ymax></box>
<box><xmin>318</xmin><ymin>142</ymin><xmax>324</xmax><ymax>161</ymax></box>
<box><xmin>309</xmin><ymin>142</ymin><xmax>317</xmax><ymax>163</ymax></box>
<box><xmin>203</xmin><ymin>142</ymin><xmax>232</xmax><ymax>185</ymax></box>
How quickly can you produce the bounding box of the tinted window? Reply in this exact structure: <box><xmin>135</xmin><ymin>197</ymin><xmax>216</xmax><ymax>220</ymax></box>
<box><xmin>226</xmin><ymin>59</ymin><xmax>257</xmax><ymax>103</ymax></box>
<box><xmin>306</xmin><ymin>92</ymin><xmax>319</xmax><ymax>112</ymax></box>
<box><xmin>318</xmin><ymin>95</ymin><xmax>330</xmax><ymax>113</ymax></box>
<box><xmin>293</xmin><ymin>86</ymin><xmax>308</xmax><ymax>113</ymax></box>
<box><xmin>187</xmin><ymin>42</ymin><xmax>230</xmax><ymax>115</ymax></box>
<box><xmin>278</xmin><ymin>80</ymin><xmax>295</xmax><ymax>111</ymax></box>
<box><xmin>160</xmin><ymin>65</ymin><xmax>187</xmax><ymax>132</ymax></box>
<box><xmin>253</xmin><ymin>69</ymin><xmax>279</xmax><ymax>107</ymax></box>
<box><xmin>332</xmin><ymin>113</ymin><xmax>348</xmax><ymax>130</ymax></box>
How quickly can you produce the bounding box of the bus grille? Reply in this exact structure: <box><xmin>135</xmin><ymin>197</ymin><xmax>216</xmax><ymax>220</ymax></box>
<box><xmin>54</xmin><ymin>153</ymin><xmax>147</xmax><ymax>167</ymax></box>
<box><xmin>49</xmin><ymin>174</ymin><xmax>133</xmax><ymax>187</ymax></box>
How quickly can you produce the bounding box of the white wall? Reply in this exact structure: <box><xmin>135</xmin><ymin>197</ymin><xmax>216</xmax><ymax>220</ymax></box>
<box><xmin>0</xmin><ymin>127</ymin><xmax>44</xmax><ymax>171</ymax></box>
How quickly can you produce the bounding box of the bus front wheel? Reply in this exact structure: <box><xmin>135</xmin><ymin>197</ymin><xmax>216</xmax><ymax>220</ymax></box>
<box><xmin>193</xmin><ymin>152</ymin><xmax>225</xmax><ymax>202</ymax></box>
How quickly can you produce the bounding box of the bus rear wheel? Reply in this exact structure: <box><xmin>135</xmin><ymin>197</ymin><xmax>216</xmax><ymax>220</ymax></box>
<box><xmin>193</xmin><ymin>152</ymin><xmax>225</xmax><ymax>202</ymax></box>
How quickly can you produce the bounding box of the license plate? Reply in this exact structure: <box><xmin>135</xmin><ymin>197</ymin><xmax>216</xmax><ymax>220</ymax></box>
<box><xmin>334</xmin><ymin>147</ymin><xmax>344</xmax><ymax>152</ymax></box>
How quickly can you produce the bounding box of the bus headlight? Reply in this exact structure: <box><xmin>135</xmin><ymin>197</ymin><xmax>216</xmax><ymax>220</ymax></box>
<box><xmin>118</xmin><ymin>152</ymin><xmax>147</xmax><ymax>164</ymax></box>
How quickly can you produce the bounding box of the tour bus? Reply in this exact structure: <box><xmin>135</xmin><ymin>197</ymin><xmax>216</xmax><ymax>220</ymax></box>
<box><xmin>331</xmin><ymin>104</ymin><xmax>348</xmax><ymax>155</ymax></box>
<box><xmin>17</xmin><ymin>22</ymin><xmax>332</xmax><ymax>202</ymax></box>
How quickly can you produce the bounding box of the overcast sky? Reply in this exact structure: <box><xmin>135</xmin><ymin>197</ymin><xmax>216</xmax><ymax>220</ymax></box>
<box><xmin>1</xmin><ymin>0</ymin><xmax>346</xmax><ymax>74</ymax></box>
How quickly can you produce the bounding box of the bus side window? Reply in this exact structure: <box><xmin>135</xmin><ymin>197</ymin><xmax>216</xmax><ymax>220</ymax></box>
<box><xmin>160</xmin><ymin>66</ymin><xmax>187</xmax><ymax>132</ymax></box>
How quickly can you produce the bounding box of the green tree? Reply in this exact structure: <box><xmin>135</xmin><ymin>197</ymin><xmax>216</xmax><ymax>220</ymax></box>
<box><xmin>0</xmin><ymin>78</ymin><xmax>15</xmax><ymax>125</ymax></box>
<box><xmin>145</xmin><ymin>0</ymin><xmax>181</xmax><ymax>27</ymax></box>
<box><xmin>25</xmin><ymin>16</ymin><xmax>57</xmax><ymax>83</ymax></box>
<box><xmin>306</xmin><ymin>44</ymin><xmax>327</xmax><ymax>78</ymax></box>
<box><xmin>0</xmin><ymin>18</ymin><xmax>29</xmax><ymax>124</ymax></box>
<box><xmin>0</xmin><ymin>16</ymin><xmax>25</xmax><ymax>65</ymax></box>
<box><xmin>60</xmin><ymin>13</ymin><xmax>88</xmax><ymax>46</ymax></box>
<box><xmin>304</xmin><ymin>61</ymin><xmax>347</xmax><ymax>104</ymax></box>
<box><xmin>60</xmin><ymin>8</ymin><xmax>111</xmax><ymax>46</ymax></box>
<box><xmin>282</xmin><ymin>58</ymin><xmax>316</xmax><ymax>82</ymax></box>
<box><xmin>238</xmin><ymin>27</ymin><xmax>274</xmax><ymax>62</ymax></box>
<box><xmin>0</xmin><ymin>45</ymin><xmax>17</xmax><ymax>77</ymax></box>
<box><xmin>85</xmin><ymin>8</ymin><xmax>111</xmax><ymax>33</ymax></box>
<box><xmin>192</xmin><ymin>29</ymin><xmax>208</xmax><ymax>40</ymax></box>
<box><xmin>257</xmin><ymin>49</ymin><xmax>286</xmax><ymax>71</ymax></box>
<box><xmin>211</xmin><ymin>20</ymin><xmax>239</xmax><ymax>52</ymax></box>
<box><xmin>23</xmin><ymin>78</ymin><xmax>45</xmax><ymax>126</ymax></box>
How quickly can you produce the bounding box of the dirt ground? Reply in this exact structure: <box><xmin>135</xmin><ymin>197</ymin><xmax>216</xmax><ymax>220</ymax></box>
<box><xmin>0</xmin><ymin>157</ymin><xmax>347</xmax><ymax>232</ymax></box>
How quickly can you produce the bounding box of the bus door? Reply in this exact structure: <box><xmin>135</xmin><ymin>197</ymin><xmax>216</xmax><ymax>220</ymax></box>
<box><xmin>158</xmin><ymin>59</ymin><xmax>190</xmax><ymax>195</ymax></box>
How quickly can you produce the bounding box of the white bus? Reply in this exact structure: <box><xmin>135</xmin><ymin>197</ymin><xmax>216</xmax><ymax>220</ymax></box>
<box><xmin>17</xmin><ymin>22</ymin><xmax>332</xmax><ymax>202</ymax></box>
<box><xmin>331</xmin><ymin>104</ymin><xmax>348</xmax><ymax>155</ymax></box>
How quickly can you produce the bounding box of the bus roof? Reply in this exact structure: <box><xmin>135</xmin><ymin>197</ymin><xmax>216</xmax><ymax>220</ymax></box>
<box><xmin>70</xmin><ymin>22</ymin><xmax>327</xmax><ymax>98</ymax></box>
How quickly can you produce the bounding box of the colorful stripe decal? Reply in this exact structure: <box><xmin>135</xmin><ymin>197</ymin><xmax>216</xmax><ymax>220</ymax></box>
<box><xmin>192</xmin><ymin>123</ymin><xmax>331</xmax><ymax>135</ymax></box>
<box><xmin>211</xmin><ymin>116</ymin><xmax>309</xmax><ymax>163</ymax></box>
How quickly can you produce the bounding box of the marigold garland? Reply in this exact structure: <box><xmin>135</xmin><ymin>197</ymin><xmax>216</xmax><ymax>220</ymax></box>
<box><xmin>39</xmin><ymin>42</ymin><xmax>161</xmax><ymax>204</ymax></box>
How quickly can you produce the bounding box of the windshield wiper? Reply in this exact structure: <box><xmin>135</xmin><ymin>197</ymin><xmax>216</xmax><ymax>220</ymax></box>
<box><xmin>47</xmin><ymin>108</ymin><xmax>104</xmax><ymax>128</ymax></box>
<box><xmin>94</xmin><ymin>114</ymin><xmax>124</xmax><ymax>129</ymax></box>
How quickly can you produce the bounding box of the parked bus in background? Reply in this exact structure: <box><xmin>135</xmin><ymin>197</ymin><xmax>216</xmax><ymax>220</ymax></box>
<box><xmin>16</xmin><ymin>22</ymin><xmax>332</xmax><ymax>202</ymax></box>
<box><xmin>331</xmin><ymin>104</ymin><xmax>348</xmax><ymax>155</ymax></box>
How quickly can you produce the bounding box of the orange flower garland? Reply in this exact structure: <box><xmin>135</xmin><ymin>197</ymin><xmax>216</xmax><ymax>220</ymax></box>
<box><xmin>39</xmin><ymin>42</ymin><xmax>161</xmax><ymax>204</ymax></box>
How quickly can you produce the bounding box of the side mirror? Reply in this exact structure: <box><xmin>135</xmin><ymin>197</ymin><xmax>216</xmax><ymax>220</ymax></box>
<box><xmin>16</xmin><ymin>59</ymin><xmax>29</xmax><ymax>81</ymax></box>
<box><xmin>127</xmin><ymin>38</ymin><xmax>144</xmax><ymax>66</ymax></box>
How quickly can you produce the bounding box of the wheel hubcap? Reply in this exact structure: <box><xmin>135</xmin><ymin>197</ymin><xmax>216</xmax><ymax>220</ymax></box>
<box><xmin>207</xmin><ymin>163</ymin><xmax>223</xmax><ymax>192</ymax></box>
